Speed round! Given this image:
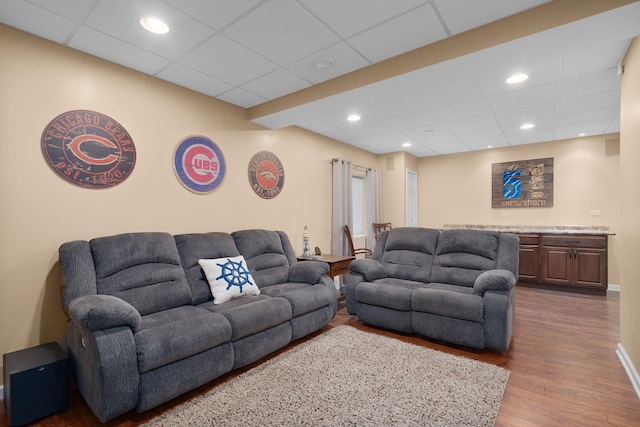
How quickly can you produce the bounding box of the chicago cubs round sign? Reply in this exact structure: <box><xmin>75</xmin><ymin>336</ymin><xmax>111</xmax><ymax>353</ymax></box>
<box><xmin>174</xmin><ymin>135</ymin><xmax>226</xmax><ymax>194</ymax></box>
<box><xmin>248</xmin><ymin>151</ymin><xmax>285</xmax><ymax>199</ymax></box>
<box><xmin>41</xmin><ymin>110</ymin><xmax>136</xmax><ymax>188</ymax></box>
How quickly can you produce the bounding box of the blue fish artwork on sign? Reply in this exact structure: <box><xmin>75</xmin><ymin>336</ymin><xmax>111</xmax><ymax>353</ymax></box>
<box><xmin>503</xmin><ymin>170</ymin><xmax>521</xmax><ymax>199</ymax></box>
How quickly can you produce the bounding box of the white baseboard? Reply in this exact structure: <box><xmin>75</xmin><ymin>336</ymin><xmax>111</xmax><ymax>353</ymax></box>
<box><xmin>616</xmin><ymin>342</ymin><xmax>640</xmax><ymax>400</ymax></box>
<box><xmin>608</xmin><ymin>284</ymin><xmax>620</xmax><ymax>291</ymax></box>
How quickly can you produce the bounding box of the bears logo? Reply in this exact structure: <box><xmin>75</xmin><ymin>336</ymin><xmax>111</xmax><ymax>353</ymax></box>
<box><xmin>248</xmin><ymin>151</ymin><xmax>285</xmax><ymax>199</ymax></box>
<box><xmin>41</xmin><ymin>110</ymin><xmax>136</xmax><ymax>188</ymax></box>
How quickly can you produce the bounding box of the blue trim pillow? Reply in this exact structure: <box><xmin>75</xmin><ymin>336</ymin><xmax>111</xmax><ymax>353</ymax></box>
<box><xmin>199</xmin><ymin>256</ymin><xmax>260</xmax><ymax>304</ymax></box>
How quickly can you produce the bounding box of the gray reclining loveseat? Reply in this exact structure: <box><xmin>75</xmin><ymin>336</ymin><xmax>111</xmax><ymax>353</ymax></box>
<box><xmin>345</xmin><ymin>227</ymin><xmax>519</xmax><ymax>351</ymax></box>
<box><xmin>59</xmin><ymin>229</ymin><xmax>336</xmax><ymax>422</ymax></box>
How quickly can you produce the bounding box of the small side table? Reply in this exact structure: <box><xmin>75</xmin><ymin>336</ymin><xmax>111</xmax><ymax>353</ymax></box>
<box><xmin>297</xmin><ymin>254</ymin><xmax>355</xmax><ymax>279</ymax></box>
<box><xmin>3</xmin><ymin>342</ymin><xmax>69</xmax><ymax>426</ymax></box>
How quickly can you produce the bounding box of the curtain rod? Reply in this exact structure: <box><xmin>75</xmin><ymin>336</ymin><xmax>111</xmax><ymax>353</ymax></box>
<box><xmin>331</xmin><ymin>158</ymin><xmax>370</xmax><ymax>172</ymax></box>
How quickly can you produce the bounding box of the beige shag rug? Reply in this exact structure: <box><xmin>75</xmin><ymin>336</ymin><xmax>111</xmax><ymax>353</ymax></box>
<box><xmin>142</xmin><ymin>325</ymin><xmax>509</xmax><ymax>427</ymax></box>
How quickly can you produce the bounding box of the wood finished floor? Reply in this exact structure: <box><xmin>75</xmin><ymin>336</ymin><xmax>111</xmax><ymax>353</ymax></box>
<box><xmin>2</xmin><ymin>285</ymin><xmax>639</xmax><ymax>426</ymax></box>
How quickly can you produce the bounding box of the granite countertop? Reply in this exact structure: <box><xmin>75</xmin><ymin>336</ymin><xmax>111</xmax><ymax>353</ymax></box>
<box><xmin>442</xmin><ymin>224</ymin><xmax>614</xmax><ymax>235</ymax></box>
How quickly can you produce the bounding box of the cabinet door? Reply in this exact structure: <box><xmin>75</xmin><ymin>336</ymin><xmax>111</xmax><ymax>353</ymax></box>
<box><xmin>518</xmin><ymin>246</ymin><xmax>539</xmax><ymax>281</ymax></box>
<box><xmin>541</xmin><ymin>247</ymin><xmax>572</xmax><ymax>285</ymax></box>
<box><xmin>573</xmin><ymin>249</ymin><xmax>606</xmax><ymax>288</ymax></box>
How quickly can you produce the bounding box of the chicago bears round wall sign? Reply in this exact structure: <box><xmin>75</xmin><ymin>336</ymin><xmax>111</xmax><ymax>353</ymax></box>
<box><xmin>173</xmin><ymin>135</ymin><xmax>226</xmax><ymax>194</ymax></box>
<box><xmin>248</xmin><ymin>151</ymin><xmax>285</xmax><ymax>199</ymax></box>
<box><xmin>41</xmin><ymin>110</ymin><xmax>136</xmax><ymax>188</ymax></box>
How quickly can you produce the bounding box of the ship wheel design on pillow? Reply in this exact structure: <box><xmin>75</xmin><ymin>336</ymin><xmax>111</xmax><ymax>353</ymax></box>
<box><xmin>216</xmin><ymin>258</ymin><xmax>253</xmax><ymax>292</ymax></box>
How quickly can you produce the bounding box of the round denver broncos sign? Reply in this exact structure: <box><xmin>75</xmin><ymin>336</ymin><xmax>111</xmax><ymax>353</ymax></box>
<box><xmin>173</xmin><ymin>135</ymin><xmax>226</xmax><ymax>194</ymax></box>
<box><xmin>248</xmin><ymin>151</ymin><xmax>284</xmax><ymax>199</ymax></box>
<box><xmin>41</xmin><ymin>110</ymin><xmax>136</xmax><ymax>188</ymax></box>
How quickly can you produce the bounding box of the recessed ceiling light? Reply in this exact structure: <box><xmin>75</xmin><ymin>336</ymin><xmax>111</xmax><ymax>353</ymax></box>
<box><xmin>506</xmin><ymin>73</ymin><xmax>528</xmax><ymax>84</ymax></box>
<box><xmin>487</xmin><ymin>145</ymin><xmax>493</xmax><ymax>149</ymax></box>
<box><xmin>520</xmin><ymin>123</ymin><xmax>535</xmax><ymax>130</ymax></box>
<box><xmin>312</xmin><ymin>57</ymin><xmax>334</xmax><ymax>70</ymax></box>
<box><xmin>140</xmin><ymin>17</ymin><xmax>169</xmax><ymax>34</ymax></box>
<box><xmin>579</xmin><ymin>133</ymin><xmax>586</xmax><ymax>136</ymax></box>
<box><xmin>401</xmin><ymin>142</ymin><xmax>412</xmax><ymax>147</ymax></box>
<box><xmin>347</xmin><ymin>114</ymin><xmax>361</xmax><ymax>122</ymax></box>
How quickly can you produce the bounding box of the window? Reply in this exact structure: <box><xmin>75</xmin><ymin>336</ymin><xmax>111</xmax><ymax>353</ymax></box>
<box><xmin>352</xmin><ymin>174</ymin><xmax>366</xmax><ymax>235</ymax></box>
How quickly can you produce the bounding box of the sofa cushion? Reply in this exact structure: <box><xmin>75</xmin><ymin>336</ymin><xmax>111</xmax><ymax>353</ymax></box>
<box><xmin>232</xmin><ymin>230</ymin><xmax>291</xmax><ymax>287</ymax></box>
<box><xmin>379</xmin><ymin>228</ymin><xmax>439</xmax><ymax>283</ymax></box>
<box><xmin>412</xmin><ymin>288</ymin><xmax>483</xmax><ymax>322</ymax></box>
<box><xmin>174</xmin><ymin>232</ymin><xmax>240</xmax><ymax>305</ymax></box>
<box><xmin>90</xmin><ymin>232</ymin><xmax>191</xmax><ymax>316</ymax></box>
<box><xmin>199</xmin><ymin>256</ymin><xmax>261</xmax><ymax>304</ymax></box>
<box><xmin>135</xmin><ymin>306</ymin><xmax>231</xmax><ymax>373</ymax></box>
<box><xmin>356</xmin><ymin>279</ymin><xmax>425</xmax><ymax>311</ymax></box>
<box><xmin>430</xmin><ymin>229</ymin><xmax>500</xmax><ymax>287</ymax></box>
<box><xmin>259</xmin><ymin>282</ymin><xmax>333</xmax><ymax>317</ymax></box>
<box><xmin>201</xmin><ymin>297</ymin><xmax>291</xmax><ymax>341</ymax></box>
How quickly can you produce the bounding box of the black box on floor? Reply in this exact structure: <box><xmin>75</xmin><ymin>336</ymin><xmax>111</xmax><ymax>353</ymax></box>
<box><xmin>3</xmin><ymin>342</ymin><xmax>69</xmax><ymax>426</ymax></box>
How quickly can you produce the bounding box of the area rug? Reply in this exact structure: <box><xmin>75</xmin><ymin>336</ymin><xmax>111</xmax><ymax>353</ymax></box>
<box><xmin>142</xmin><ymin>325</ymin><xmax>509</xmax><ymax>427</ymax></box>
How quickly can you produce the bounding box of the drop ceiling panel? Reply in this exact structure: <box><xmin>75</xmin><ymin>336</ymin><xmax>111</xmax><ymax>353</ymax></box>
<box><xmin>83</xmin><ymin>0</ymin><xmax>213</xmax><ymax>60</ymax></box>
<box><xmin>286</xmin><ymin>42</ymin><xmax>371</xmax><ymax>84</ymax></box>
<box><xmin>1</xmin><ymin>1</ymin><xmax>77</xmax><ymax>43</ymax></box>
<box><xmin>162</xmin><ymin>0</ymin><xmax>263</xmax><ymax>31</ymax></box>
<box><xmin>156</xmin><ymin>64</ymin><xmax>233</xmax><ymax>98</ymax></box>
<box><xmin>223</xmin><ymin>0</ymin><xmax>339</xmax><ymax>66</ymax></box>
<box><xmin>299</xmin><ymin>0</ymin><xmax>428</xmax><ymax>38</ymax></box>
<box><xmin>559</xmin><ymin>69</ymin><xmax>620</xmax><ymax>100</ymax></box>
<box><xmin>494</xmin><ymin>103</ymin><xmax>555</xmax><ymax>127</ymax></box>
<box><xmin>557</xmin><ymin>91</ymin><xmax>620</xmax><ymax>116</ymax></box>
<box><xmin>383</xmin><ymin>111</ymin><xmax>440</xmax><ymax>131</ymax></box>
<box><xmin>488</xmin><ymin>82</ymin><xmax>558</xmax><ymax>113</ymax></box>
<box><xmin>347</xmin><ymin>4</ymin><xmax>447</xmax><ymax>63</ymax></box>
<box><xmin>68</xmin><ymin>26</ymin><xmax>171</xmax><ymax>75</ymax></box>
<box><xmin>242</xmin><ymin>69</ymin><xmax>311</xmax><ymax>100</ymax></box>
<box><xmin>217</xmin><ymin>88</ymin><xmax>267</xmax><ymax>108</ymax></box>
<box><xmin>179</xmin><ymin>35</ymin><xmax>278</xmax><ymax>86</ymax></box>
<box><xmin>433</xmin><ymin>0</ymin><xmax>552</xmax><ymax>35</ymax></box>
<box><xmin>430</xmin><ymin>99</ymin><xmax>493</xmax><ymax>123</ymax></box>
<box><xmin>26</xmin><ymin>0</ymin><xmax>95</xmax><ymax>21</ymax></box>
<box><xmin>561</xmin><ymin>40</ymin><xmax>631</xmax><ymax>79</ymax></box>
<box><xmin>476</xmin><ymin>57</ymin><xmax>560</xmax><ymax>96</ymax></box>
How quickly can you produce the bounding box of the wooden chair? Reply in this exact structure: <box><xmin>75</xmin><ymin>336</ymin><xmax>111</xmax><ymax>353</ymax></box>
<box><xmin>372</xmin><ymin>222</ymin><xmax>392</xmax><ymax>240</ymax></box>
<box><xmin>344</xmin><ymin>225</ymin><xmax>372</xmax><ymax>257</ymax></box>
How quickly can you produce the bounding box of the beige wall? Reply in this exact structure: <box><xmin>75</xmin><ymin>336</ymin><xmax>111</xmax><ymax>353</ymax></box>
<box><xmin>380</xmin><ymin>151</ymin><xmax>419</xmax><ymax>227</ymax></box>
<box><xmin>620</xmin><ymin>37</ymin><xmax>640</xmax><ymax>385</ymax></box>
<box><xmin>417</xmin><ymin>135</ymin><xmax>621</xmax><ymax>286</ymax></box>
<box><xmin>0</xmin><ymin>25</ymin><xmax>378</xmax><ymax>383</ymax></box>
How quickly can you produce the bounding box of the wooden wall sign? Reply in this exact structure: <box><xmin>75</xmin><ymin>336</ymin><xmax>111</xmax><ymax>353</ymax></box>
<box><xmin>41</xmin><ymin>110</ymin><xmax>136</xmax><ymax>188</ymax></box>
<box><xmin>248</xmin><ymin>151</ymin><xmax>284</xmax><ymax>199</ymax></box>
<box><xmin>492</xmin><ymin>157</ymin><xmax>553</xmax><ymax>208</ymax></box>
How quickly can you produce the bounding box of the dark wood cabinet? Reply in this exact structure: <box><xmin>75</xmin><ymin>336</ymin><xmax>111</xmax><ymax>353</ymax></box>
<box><xmin>517</xmin><ymin>234</ymin><xmax>540</xmax><ymax>282</ymax></box>
<box><xmin>517</xmin><ymin>233</ymin><xmax>608</xmax><ymax>294</ymax></box>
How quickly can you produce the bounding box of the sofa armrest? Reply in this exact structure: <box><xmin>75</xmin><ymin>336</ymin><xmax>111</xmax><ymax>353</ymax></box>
<box><xmin>289</xmin><ymin>261</ymin><xmax>329</xmax><ymax>284</ymax></box>
<box><xmin>473</xmin><ymin>270</ymin><xmax>516</xmax><ymax>296</ymax></box>
<box><xmin>349</xmin><ymin>258</ymin><xmax>387</xmax><ymax>282</ymax></box>
<box><xmin>68</xmin><ymin>295</ymin><xmax>141</xmax><ymax>332</ymax></box>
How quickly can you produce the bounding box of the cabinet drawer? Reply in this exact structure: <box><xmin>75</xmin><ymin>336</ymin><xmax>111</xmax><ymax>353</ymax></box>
<box><xmin>542</xmin><ymin>235</ymin><xmax>606</xmax><ymax>249</ymax></box>
<box><xmin>517</xmin><ymin>234</ymin><xmax>539</xmax><ymax>245</ymax></box>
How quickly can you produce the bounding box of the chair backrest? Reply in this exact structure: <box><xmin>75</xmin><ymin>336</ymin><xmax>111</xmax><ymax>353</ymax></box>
<box><xmin>344</xmin><ymin>225</ymin><xmax>372</xmax><ymax>257</ymax></box>
<box><xmin>373</xmin><ymin>222</ymin><xmax>392</xmax><ymax>240</ymax></box>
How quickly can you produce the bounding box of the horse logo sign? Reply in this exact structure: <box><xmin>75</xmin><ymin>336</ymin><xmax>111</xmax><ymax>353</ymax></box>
<box><xmin>248</xmin><ymin>151</ymin><xmax>285</xmax><ymax>199</ymax></box>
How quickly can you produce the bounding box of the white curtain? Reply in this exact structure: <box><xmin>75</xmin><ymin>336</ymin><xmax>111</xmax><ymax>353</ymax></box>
<box><xmin>332</xmin><ymin>159</ymin><xmax>352</xmax><ymax>256</ymax></box>
<box><xmin>366</xmin><ymin>168</ymin><xmax>382</xmax><ymax>251</ymax></box>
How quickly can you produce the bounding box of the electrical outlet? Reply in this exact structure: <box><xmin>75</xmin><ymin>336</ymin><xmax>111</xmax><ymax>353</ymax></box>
<box><xmin>590</xmin><ymin>210</ymin><xmax>602</xmax><ymax>216</ymax></box>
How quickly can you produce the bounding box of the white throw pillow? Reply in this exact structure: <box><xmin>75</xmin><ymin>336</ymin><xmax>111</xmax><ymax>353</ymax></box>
<box><xmin>198</xmin><ymin>256</ymin><xmax>260</xmax><ymax>304</ymax></box>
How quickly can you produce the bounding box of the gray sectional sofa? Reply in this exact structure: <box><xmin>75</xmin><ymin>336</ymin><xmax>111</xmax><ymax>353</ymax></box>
<box><xmin>345</xmin><ymin>227</ymin><xmax>519</xmax><ymax>351</ymax></box>
<box><xmin>59</xmin><ymin>229</ymin><xmax>337</xmax><ymax>423</ymax></box>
